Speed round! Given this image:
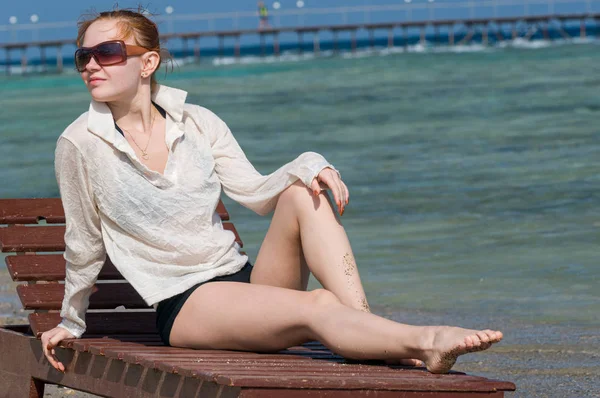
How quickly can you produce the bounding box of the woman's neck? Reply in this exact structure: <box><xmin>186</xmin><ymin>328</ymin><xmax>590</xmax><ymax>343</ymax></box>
<box><xmin>108</xmin><ymin>89</ymin><xmax>155</xmax><ymax>134</ymax></box>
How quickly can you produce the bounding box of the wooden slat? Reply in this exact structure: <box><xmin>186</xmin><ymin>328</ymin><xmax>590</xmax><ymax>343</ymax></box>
<box><xmin>6</xmin><ymin>254</ymin><xmax>123</xmax><ymax>281</ymax></box>
<box><xmin>0</xmin><ymin>225</ymin><xmax>66</xmax><ymax>252</ymax></box>
<box><xmin>17</xmin><ymin>283</ymin><xmax>148</xmax><ymax>310</ymax></box>
<box><xmin>64</xmin><ymin>337</ymin><xmax>124</xmax><ymax>351</ymax></box>
<box><xmin>0</xmin><ymin>222</ymin><xmax>242</xmax><ymax>252</ymax></box>
<box><xmin>0</xmin><ymin>198</ymin><xmax>230</xmax><ymax>224</ymax></box>
<box><xmin>79</xmin><ymin>334</ymin><xmax>163</xmax><ymax>343</ymax></box>
<box><xmin>0</xmin><ymin>198</ymin><xmax>65</xmax><ymax>224</ymax></box>
<box><xmin>7</xmin><ymin>251</ymin><xmax>246</xmax><ymax>283</ymax></box>
<box><xmin>28</xmin><ymin>312</ymin><xmax>157</xmax><ymax>337</ymax></box>
<box><xmin>208</xmin><ymin>373</ymin><xmax>512</xmax><ymax>391</ymax></box>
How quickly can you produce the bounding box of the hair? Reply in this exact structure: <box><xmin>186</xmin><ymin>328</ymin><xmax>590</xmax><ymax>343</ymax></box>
<box><xmin>76</xmin><ymin>5</ymin><xmax>172</xmax><ymax>92</ymax></box>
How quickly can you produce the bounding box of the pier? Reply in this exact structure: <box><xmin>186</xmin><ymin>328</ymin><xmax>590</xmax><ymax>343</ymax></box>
<box><xmin>1</xmin><ymin>12</ymin><xmax>599</xmax><ymax>75</ymax></box>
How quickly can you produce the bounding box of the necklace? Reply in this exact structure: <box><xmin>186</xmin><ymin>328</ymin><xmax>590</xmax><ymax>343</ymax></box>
<box><xmin>121</xmin><ymin>108</ymin><xmax>157</xmax><ymax>160</ymax></box>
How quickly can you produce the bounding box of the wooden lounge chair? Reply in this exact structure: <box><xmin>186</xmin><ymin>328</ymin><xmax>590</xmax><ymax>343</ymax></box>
<box><xmin>0</xmin><ymin>198</ymin><xmax>516</xmax><ymax>397</ymax></box>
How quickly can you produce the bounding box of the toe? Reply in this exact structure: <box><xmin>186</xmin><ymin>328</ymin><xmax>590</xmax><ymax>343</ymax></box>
<box><xmin>490</xmin><ymin>330</ymin><xmax>503</xmax><ymax>342</ymax></box>
<box><xmin>483</xmin><ymin>329</ymin><xmax>500</xmax><ymax>343</ymax></box>
<box><xmin>464</xmin><ymin>335</ymin><xmax>475</xmax><ymax>349</ymax></box>
<box><xmin>477</xmin><ymin>331</ymin><xmax>490</xmax><ymax>344</ymax></box>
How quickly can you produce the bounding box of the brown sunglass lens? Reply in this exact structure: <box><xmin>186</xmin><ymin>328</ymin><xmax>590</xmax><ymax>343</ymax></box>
<box><xmin>95</xmin><ymin>42</ymin><xmax>125</xmax><ymax>65</ymax></box>
<box><xmin>75</xmin><ymin>42</ymin><xmax>125</xmax><ymax>72</ymax></box>
<box><xmin>75</xmin><ymin>49</ymin><xmax>93</xmax><ymax>72</ymax></box>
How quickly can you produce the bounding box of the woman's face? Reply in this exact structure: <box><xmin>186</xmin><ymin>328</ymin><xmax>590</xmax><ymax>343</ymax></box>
<box><xmin>79</xmin><ymin>19</ymin><xmax>144</xmax><ymax>103</ymax></box>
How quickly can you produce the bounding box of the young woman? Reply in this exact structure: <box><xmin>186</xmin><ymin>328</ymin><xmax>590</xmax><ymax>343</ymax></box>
<box><xmin>41</xmin><ymin>9</ymin><xmax>502</xmax><ymax>375</ymax></box>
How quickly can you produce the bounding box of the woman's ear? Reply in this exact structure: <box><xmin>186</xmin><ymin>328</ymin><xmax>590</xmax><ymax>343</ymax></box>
<box><xmin>141</xmin><ymin>51</ymin><xmax>161</xmax><ymax>76</ymax></box>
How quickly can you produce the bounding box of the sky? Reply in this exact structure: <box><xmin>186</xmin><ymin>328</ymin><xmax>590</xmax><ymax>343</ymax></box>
<box><xmin>1</xmin><ymin>0</ymin><xmax>596</xmax><ymax>45</ymax></box>
<box><xmin>7</xmin><ymin>0</ymin><xmax>404</xmax><ymax>24</ymax></box>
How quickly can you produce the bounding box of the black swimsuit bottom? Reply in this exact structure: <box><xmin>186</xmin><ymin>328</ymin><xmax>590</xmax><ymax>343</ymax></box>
<box><xmin>155</xmin><ymin>262</ymin><xmax>253</xmax><ymax>346</ymax></box>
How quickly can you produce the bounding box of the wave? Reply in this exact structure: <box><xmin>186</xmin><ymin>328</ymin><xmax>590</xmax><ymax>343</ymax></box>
<box><xmin>191</xmin><ymin>36</ymin><xmax>599</xmax><ymax>68</ymax></box>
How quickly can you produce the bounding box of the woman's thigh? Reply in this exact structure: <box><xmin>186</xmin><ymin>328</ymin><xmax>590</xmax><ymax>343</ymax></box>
<box><xmin>168</xmin><ymin>281</ymin><xmax>322</xmax><ymax>350</ymax></box>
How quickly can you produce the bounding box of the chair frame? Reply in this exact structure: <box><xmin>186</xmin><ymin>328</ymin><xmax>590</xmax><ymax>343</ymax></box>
<box><xmin>0</xmin><ymin>198</ymin><xmax>516</xmax><ymax>398</ymax></box>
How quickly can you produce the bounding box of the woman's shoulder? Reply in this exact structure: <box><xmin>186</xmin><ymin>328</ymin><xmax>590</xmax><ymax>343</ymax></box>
<box><xmin>183</xmin><ymin>103</ymin><xmax>224</xmax><ymax>125</ymax></box>
<box><xmin>58</xmin><ymin>111</ymin><xmax>90</xmax><ymax>147</ymax></box>
<box><xmin>183</xmin><ymin>104</ymin><xmax>229</xmax><ymax>138</ymax></box>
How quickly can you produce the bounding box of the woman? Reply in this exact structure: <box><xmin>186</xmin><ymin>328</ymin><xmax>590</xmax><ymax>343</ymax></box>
<box><xmin>41</xmin><ymin>9</ymin><xmax>502</xmax><ymax>375</ymax></box>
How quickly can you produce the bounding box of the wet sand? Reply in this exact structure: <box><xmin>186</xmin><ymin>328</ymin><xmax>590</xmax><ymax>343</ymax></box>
<box><xmin>381</xmin><ymin>307</ymin><xmax>600</xmax><ymax>397</ymax></box>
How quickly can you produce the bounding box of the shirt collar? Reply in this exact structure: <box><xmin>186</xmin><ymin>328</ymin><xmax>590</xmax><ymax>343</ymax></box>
<box><xmin>86</xmin><ymin>84</ymin><xmax>188</xmax><ymax>144</ymax></box>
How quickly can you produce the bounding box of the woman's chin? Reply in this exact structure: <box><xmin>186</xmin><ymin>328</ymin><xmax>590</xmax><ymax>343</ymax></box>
<box><xmin>88</xmin><ymin>87</ymin><xmax>114</xmax><ymax>103</ymax></box>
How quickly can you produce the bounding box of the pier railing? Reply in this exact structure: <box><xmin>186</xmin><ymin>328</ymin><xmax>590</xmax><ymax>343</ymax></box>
<box><xmin>2</xmin><ymin>12</ymin><xmax>598</xmax><ymax>75</ymax></box>
<box><xmin>1</xmin><ymin>0</ymin><xmax>599</xmax><ymax>43</ymax></box>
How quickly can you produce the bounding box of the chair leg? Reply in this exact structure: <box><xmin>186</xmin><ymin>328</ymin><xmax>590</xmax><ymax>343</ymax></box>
<box><xmin>27</xmin><ymin>378</ymin><xmax>45</xmax><ymax>398</ymax></box>
<box><xmin>0</xmin><ymin>373</ymin><xmax>44</xmax><ymax>398</ymax></box>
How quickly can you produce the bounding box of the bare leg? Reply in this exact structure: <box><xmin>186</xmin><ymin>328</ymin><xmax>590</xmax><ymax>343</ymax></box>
<box><xmin>251</xmin><ymin>181</ymin><xmax>370</xmax><ymax>312</ymax></box>
<box><xmin>252</xmin><ymin>181</ymin><xmax>416</xmax><ymax>365</ymax></box>
<box><xmin>169</xmin><ymin>283</ymin><xmax>503</xmax><ymax>374</ymax></box>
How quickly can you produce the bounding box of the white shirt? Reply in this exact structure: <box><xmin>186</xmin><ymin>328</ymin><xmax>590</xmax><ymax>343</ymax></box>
<box><xmin>55</xmin><ymin>84</ymin><xmax>337</xmax><ymax>338</ymax></box>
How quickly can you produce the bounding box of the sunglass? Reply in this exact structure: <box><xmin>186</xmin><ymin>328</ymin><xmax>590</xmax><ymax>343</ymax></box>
<box><xmin>74</xmin><ymin>40</ymin><xmax>149</xmax><ymax>72</ymax></box>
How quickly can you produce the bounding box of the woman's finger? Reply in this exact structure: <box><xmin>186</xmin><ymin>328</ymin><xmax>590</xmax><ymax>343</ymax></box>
<box><xmin>320</xmin><ymin>171</ymin><xmax>344</xmax><ymax>215</ymax></box>
<box><xmin>331</xmin><ymin>172</ymin><xmax>346</xmax><ymax>215</ymax></box>
<box><xmin>341</xmin><ymin>180</ymin><xmax>349</xmax><ymax>205</ymax></box>
<box><xmin>41</xmin><ymin>335</ymin><xmax>49</xmax><ymax>357</ymax></box>
<box><xmin>310</xmin><ymin>178</ymin><xmax>321</xmax><ymax>196</ymax></box>
<box><xmin>46</xmin><ymin>334</ymin><xmax>65</xmax><ymax>372</ymax></box>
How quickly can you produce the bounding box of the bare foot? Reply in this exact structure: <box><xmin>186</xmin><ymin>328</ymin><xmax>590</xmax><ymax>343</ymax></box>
<box><xmin>424</xmin><ymin>327</ymin><xmax>503</xmax><ymax>374</ymax></box>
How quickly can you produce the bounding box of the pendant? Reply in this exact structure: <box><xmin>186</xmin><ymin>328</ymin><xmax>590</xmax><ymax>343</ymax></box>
<box><xmin>142</xmin><ymin>152</ymin><xmax>149</xmax><ymax>160</ymax></box>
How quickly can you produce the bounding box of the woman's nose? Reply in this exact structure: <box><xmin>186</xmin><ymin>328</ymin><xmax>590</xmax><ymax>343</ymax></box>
<box><xmin>84</xmin><ymin>55</ymin><xmax>101</xmax><ymax>72</ymax></box>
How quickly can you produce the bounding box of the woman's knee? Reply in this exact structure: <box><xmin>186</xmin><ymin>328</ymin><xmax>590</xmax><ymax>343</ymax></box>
<box><xmin>308</xmin><ymin>288</ymin><xmax>341</xmax><ymax>308</ymax></box>
<box><xmin>277</xmin><ymin>180</ymin><xmax>331</xmax><ymax>214</ymax></box>
<box><xmin>301</xmin><ymin>289</ymin><xmax>342</xmax><ymax>334</ymax></box>
<box><xmin>278</xmin><ymin>180</ymin><xmax>310</xmax><ymax>205</ymax></box>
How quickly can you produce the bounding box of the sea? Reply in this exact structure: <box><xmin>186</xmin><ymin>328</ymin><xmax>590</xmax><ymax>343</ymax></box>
<box><xmin>0</xmin><ymin>39</ymin><xmax>599</xmax><ymax>396</ymax></box>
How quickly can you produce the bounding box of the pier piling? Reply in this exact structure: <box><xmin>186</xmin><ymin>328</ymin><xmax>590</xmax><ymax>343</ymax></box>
<box><xmin>194</xmin><ymin>38</ymin><xmax>201</xmax><ymax>63</ymax></box>
<box><xmin>235</xmin><ymin>35</ymin><xmax>241</xmax><ymax>58</ymax></box>
<box><xmin>274</xmin><ymin>33</ymin><xmax>280</xmax><ymax>57</ymax></box>
<box><xmin>297</xmin><ymin>31</ymin><xmax>304</xmax><ymax>54</ymax></box>
<box><xmin>482</xmin><ymin>25</ymin><xmax>489</xmax><ymax>46</ymax></box>
<box><xmin>56</xmin><ymin>45</ymin><xmax>63</xmax><ymax>73</ymax></box>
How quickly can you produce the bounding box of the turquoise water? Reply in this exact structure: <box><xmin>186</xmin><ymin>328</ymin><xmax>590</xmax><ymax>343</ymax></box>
<box><xmin>1</xmin><ymin>42</ymin><xmax>599</xmax><ymax>395</ymax></box>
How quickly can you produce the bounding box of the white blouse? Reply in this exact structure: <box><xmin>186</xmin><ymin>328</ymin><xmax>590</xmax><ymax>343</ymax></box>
<box><xmin>55</xmin><ymin>84</ymin><xmax>337</xmax><ymax>338</ymax></box>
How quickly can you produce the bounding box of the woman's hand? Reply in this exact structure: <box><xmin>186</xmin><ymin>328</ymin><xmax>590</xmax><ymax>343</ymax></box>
<box><xmin>41</xmin><ymin>327</ymin><xmax>76</xmax><ymax>372</ymax></box>
<box><xmin>310</xmin><ymin>167</ymin><xmax>349</xmax><ymax>216</ymax></box>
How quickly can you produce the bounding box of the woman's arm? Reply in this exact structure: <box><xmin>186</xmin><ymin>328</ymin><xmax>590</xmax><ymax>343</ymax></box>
<box><xmin>199</xmin><ymin>107</ymin><xmax>340</xmax><ymax>215</ymax></box>
<box><xmin>54</xmin><ymin>138</ymin><xmax>107</xmax><ymax>338</ymax></box>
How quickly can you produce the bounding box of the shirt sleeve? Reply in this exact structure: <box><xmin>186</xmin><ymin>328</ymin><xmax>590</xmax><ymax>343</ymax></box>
<box><xmin>54</xmin><ymin>137</ymin><xmax>107</xmax><ymax>338</ymax></box>
<box><xmin>198</xmin><ymin>106</ymin><xmax>340</xmax><ymax>216</ymax></box>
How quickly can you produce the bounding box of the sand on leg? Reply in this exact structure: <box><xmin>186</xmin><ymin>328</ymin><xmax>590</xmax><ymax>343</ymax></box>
<box><xmin>251</xmin><ymin>181</ymin><xmax>369</xmax><ymax>312</ymax></box>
